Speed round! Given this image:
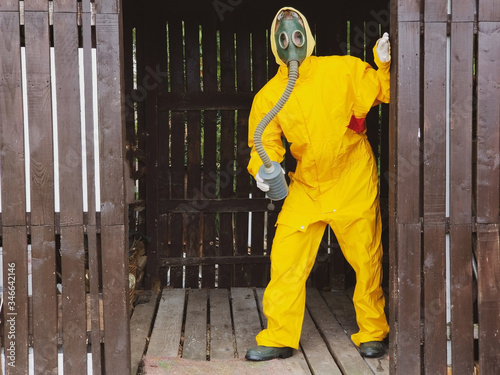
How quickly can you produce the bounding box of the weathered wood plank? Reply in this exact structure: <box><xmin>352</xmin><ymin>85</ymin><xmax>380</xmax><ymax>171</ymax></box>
<box><xmin>478</xmin><ymin>0</ymin><xmax>500</xmax><ymax>22</ymax></box>
<box><xmin>449</xmin><ymin>224</ymin><xmax>474</xmax><ymax>374</ymax></box>
<box><xmin>397</xmin><ymin>0</ymin><xmax>422</xmax><ymax>22</ymax></box>
<box><xmin>2</xmin><ymin>227</ymin><xmax>29</xmax><ymax>374</ymax></box>
<box><xmin>476</xmin><ymin>224</ymin><xmax>500</xmax><ymax>373</ymax></box>
<box><xmin>142</xmin><ymin>1</ymin><xmax>161</xmax><ymax>289</ymax></box>
<box><xmin>183</xmin><ymin>289</ymin><xmax>208</xmax><ymax>360</ymax></box>
<box><xmin>450</xmin><ymin>22</ymin><xmax>474</xmax><ymax>224</ymax></box>
<box><xmin>96</xmin><ymin>13</ymin><xmax>127</xmax><ymax>226</ymax></box>
<box><xmin>0</xmin><ymin>11</ymin><xmax>26</xmax><ymax>227</ymax></box>
<box><xmin>421</xmin><ymin>22</ymin><xmax>448</xmax><ymax>374</ymax></box>
<box><xmin>31</xmin><ymin>226</ymin><xmax>58</xmax><ymax>374</ymax></box>
<box><xmin>60</xmin><ymin>226</ymin><xmax>87</xmax><ymax>375</ymax></box>
<box><xmin>476</xmin><ymin>22</ymin><xmax>500</xmax><ymax>223</ymax></box>
<box><xmin>307</xmin><ymin>288</ymin><xmax>373</xmax><ymax>375</ymax></box>
<box><xmin>24</xmin><ymin>11</ymin><xmax>58</xmax><ymax>374</ymax></box>
<box><xmin>23</xmin><ymin>0</ymin><xmax>47</xmax><ymax>11</ymax></box>
<box><xmin>452</xmin><ymin>0</ymin><xmax>474</xmax><ymax>21</ymax></box>
<box><xmin>53</xmin><ymin>0</ymin><xmax>77</xmax><ymax>13</ymax></box>
<box><xmin>130</xmin><ymin>291</ymin><xmax>160</xmax><ymax>375</ymax></box>
<box><xmin>300</xmin><ymin>308</ymin><xmax>342</xmax><ymax>375</ymax></box>
<box><xmin>231</xmin><ymin>288</ymin><xmax>261</xmax><ymax>357</ymax></box>
<box><xmin>209</xmin><ymin>289</ymin><xmax>235</xmax><ymax>359</ymax></box>
<box><xmin>396</xmin><ymin>21</ymin><xmax>421</xmax><ymax>224</ymax></box>
<box><xmin>248</xmin><ymin>23</ymin><xmax>267</xmax><ymax>286</ymax></box>
<box><xmin>395</xmin><ymin>223</ymin><xmax>422</xmax><ymax>374</ymax></box>
<box><xmin>424</xmin><ymin>0</ymin><xmax>447</xmax><ymax>21</ymax></box>
<box><xmin>53</xmin><ymin>11</ymin><xmax>83</xmax><ymax>226</ymax></box>
<box><xmin>96</xmin><ymin>12</ymin><xmax>131</xmax><ymax>374</ymax></box>
<box><xmin>423</xmin><ymin>22</ymin><xmax>447</xmax><ymax>223</ymax></box>
<box><xmin>101</xmin><ymin>225</ymin><xmax>131</xmax><ymax>373</ymax></box>
<box><xmin>147</xmin><ymin>288</ymin><xmax>185</xmax><ymax>357</ymax></box>
<box><xmin>167</xmin><ymin>16</ymin><xmax>186</xmax><ymax>288</ymax></box>
<box><xmin>0</xmin><ymin>0</ymin><xmax>18</xmax><ymax>11</ymax></box>
<box><xmin>422</xmin><ymin>225</ymin><xmax>447</xmax><ymax>373</ymax></box>
<box><xmin>81</xmin><ymin>10</ymin><xmax>102</xmax><ymax>373</ymax></box>
<box><xmin>200</xmin><ymin>17</ymin><xmax>218</xmax><ymax>288</ymax></box>
<box><xmin>218</xmin><ymin>18</ymin><xmax>237</xmax><ymax>288</ymax></box>
<box><xmin>185</xmin><ymin>17</ymin><xmax>203</xmax><ymax>288</ymax></box>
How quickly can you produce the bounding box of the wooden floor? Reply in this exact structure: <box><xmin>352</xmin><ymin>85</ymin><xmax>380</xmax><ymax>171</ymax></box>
<box><xmin>130</xmin><ymin>287</ymin><xmax>390</xmax><ymax>375</ymax></box>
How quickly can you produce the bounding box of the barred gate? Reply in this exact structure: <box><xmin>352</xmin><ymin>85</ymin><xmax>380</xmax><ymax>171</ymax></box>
<box><xmin>389</xmin><ymin>0</ymin><xmax>500</xmax><ymax>373</ymax></box>
<box><xmin>0</xmin><ymin>1</ymin><xmax>130</xmax><ymax>374</ymax></box>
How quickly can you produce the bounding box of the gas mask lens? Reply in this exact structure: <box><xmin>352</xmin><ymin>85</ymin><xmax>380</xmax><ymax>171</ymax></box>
<box><xmin>292</xmin><ymin>30</ymin><xmax>305</xmax><ymax>47</ymax></box>
<box><xmin>280</xmin><ymin>30</ymin><xmax>304</xmax><ymax>50</ymax></box>
<box><xmin>279</xmin><ymin>32</ymin><xmax>289</xmax><ymax>49</ymax></box>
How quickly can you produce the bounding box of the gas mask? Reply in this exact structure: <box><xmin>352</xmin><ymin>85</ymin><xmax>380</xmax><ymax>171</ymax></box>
<box><xmin>275</xmin><ymin>12</ymin><xmax>307</xmax><ymax>66</ymax></box>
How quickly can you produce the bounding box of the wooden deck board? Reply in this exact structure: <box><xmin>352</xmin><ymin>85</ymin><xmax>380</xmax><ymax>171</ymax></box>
<box><xmin>183</xmin><ymin>289</ymin><xmax>209</xmax><ymax>360</ymax></box>
<box><xmin>231</xmin><ymin>287</ymin><xmax>263</xmax><ymax>358</ymax></box>
<box><xmin>209</xmin><ymin>289</ymin><xmax>235</xmax><ymax>359</ymax></box>
<box><xmin>132</xmin><ymin>287</ymin><xmax>384</xmax><ymax>374</ymax></box>
<box><xmin>146</xmin><ymin>288</ymin><xmax>185</xmax><ymax>357</ymax></box>
<box><xmin>130</xmin><ymin>291</ymin><xmax>160</xmax><ymax>375</ymax></box>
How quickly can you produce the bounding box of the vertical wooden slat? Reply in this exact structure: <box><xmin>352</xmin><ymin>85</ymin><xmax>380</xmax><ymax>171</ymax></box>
<box><xmin>390</xmin><ymin>16</ymin><xmax>422</xmax><ymax>373</ymax></box>
<box><xmin>398</xmin><ymin>0</ymin><xmax>422</xmax><ymax>22</ymax></box>
<box><xmin>143</xmin><ymin>1</ymin><xmax>160</xmax><ymax>289</ymax></box>
<box><xmin>476</xmin><ymin>224</ymin><xmax>500</xmax><ymax>373</ymax></box>
<box><xmin>476</xmin><ymin>22</ymin><xmax>500</xmax><ymax>224</ymax></box>
<box><xmin>0</xmin><ymin>12</ymin><xmax>25</xmax><ymax>228</ymax></box>
<box><xmin>53</xmin><ymin>11</ymin><xmax>87</xmax><ymax>374</ymax></box>
<box><xmin>200</xmin><ymin>17</ymin><xmax>218</xmax><ymax>288</ymax></box>
<box><xmin>234</xmin><ymin>29</ymin><xmax>251</xmax><ymax>287</ymax></box>
<box><xmin>218</xmin><ymin>19</ymin><xmax>236</xmax><ymax>288</ymax></box>
<box><xmin>478</xmin><ymin>0</ymin><xmax>500</xmax><ymax>22</ymax></box>
<box><xmin>24</xmin><ymin>10</ymin><xmax>58</xmax><ymax>374</ymax></box>
<box><xmin>476</xmin><ymin>19</ymin><xmax>500</xmax><ymax>373</ymax></box>
<box><xmin>3</xmin><ymin>227</ymin><xmax>29</xmax><ymax>374</ymax></box>
<box><xmin>168</xmin><ymin>16</ymin><xmax>186</xmax><ymax>288</ymax></box>
<box><xmin>185</xmin><ymin>18</ymin><xmax>202</xmax><ymax>288</ymax></box>
<box><xmin>53</xmin><ymin>0</ymin><xmax>77</xmax><ymax>13</ymax></box>
<box><xmin>449</xmin><ymin>21</ymin><xmax>475</xmax><ymax>375</ymax></box>
<box><xmin>0</xmin><ymin>1</ymin><xmax>18</xmax><ymax>11</ymax></box>
<box><xmin>156</xmin><ymin>12</ymin><xmax>170</xmax><ymax>287</ymax></box>
<box><xmin>422</xmin><ymin>21</ymin><xmax>447</xmax><ymax>374</ymax></box>
<box><xmin>60</xmin><ymin>226</ymin><xmax>87</xmax><ymax>374</ymax></box>
<box><xmin>424</xmin><ymin>0</ymin><xmax>447</xmax><ymax>21</ymax></box>
<box><xmin>23</xmin><ymin>0</ymin><xmax>48</xmax><ymax>12</ymax></box>
<box><xmin>81</xmin><ymin>7</ymin><xmax>103</xmax><ymax>373</ymax></box>
<box><xmin>248</xmin><ymin>24</ymin><xmax>267</xmax><ymax>287</ymax></box>
<box><xmin>95</xmin><ymin>0</ymin><xmax>120</xmax><ymax>15</ymax></box>
<box><xmin>96</xmin><ymin>11</ymin><xmax>131</xmax><ymax>374</ymax></box>
<box><xmin>452</xmin><ymin>0</ymin><xmax>474</xmax><ymax>21</ymax></box>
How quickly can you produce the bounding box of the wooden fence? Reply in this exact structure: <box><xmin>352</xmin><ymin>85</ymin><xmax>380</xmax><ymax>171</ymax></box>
<box><xmin>389</xmin><ymin>0</ymin><xmax>500</xmax><ymax>373</ymax></box>
<box><xmin>0</xmin><ymin>1</ymin><xmax>130</xmax><ymax>374</ymax></box>
<box><xmin>124</xmin><ymin>0</ymin><xmax>392</xmax><ymax>290</ymax></box>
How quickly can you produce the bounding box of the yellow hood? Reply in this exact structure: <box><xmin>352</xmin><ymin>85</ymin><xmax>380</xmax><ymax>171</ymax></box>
<box><xmin>270</xmin><ymin>7</ymin><xmax>316</xmax><ymax>67</ymax></box>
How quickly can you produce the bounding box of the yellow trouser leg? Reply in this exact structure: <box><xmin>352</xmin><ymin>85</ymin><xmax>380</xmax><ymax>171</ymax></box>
<box><xmin>256</xmin><ymin>221</ymin><xmax>327</xmax><ymax>349</ymax></box>
<box><xmin>329</xmin><ymin>206</ymin><xmax>389</xmax><ymax>346</ymax></box>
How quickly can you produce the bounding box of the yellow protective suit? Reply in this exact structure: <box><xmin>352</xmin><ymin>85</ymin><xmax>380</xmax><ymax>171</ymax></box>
<box><xmin>247</xmin><ymin>7</ymin><xmax>390</xmax><ymax>349</ymax></box>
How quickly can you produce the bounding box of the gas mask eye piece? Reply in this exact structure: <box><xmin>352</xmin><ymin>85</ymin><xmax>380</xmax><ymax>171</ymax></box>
<box><xmin>292</xmin><ymin>30</ymin><xmax>305</xmax><ymax>47</ymax></box>
<box><xmin>279</xmin><ymin>32</ymin><xmax>289</xmax><ymax>49</ymax></box>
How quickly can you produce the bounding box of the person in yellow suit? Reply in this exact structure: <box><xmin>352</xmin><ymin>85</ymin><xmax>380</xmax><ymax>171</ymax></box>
<box><xmin>245</xmin><ymin>7</ymin><xmax>391</xmax><ymax>361</ymax></box>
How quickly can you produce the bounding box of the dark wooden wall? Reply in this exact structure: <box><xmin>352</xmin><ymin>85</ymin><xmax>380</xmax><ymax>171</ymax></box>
<box><xmin>0</xmin><ymin>1</ymin><xmax>130</xmax><ymax>374</ymax></box>
<box><xmin>123</xmin><ymin>0</ymin><xmax>391</xmax><ymax>290</ymax></box>
<box><xmin>389</xmin><ymin>0</ymin><xmax>500</xmax><ymax>373</ymax></box>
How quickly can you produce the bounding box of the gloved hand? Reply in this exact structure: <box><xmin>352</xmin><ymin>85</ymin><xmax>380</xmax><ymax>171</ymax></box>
<box><xmin>255</xmin><ymin>172</ymin><xmax>270</xmax><ymax>192</ymax></box>
<box><xmin>255</xmin><ymin>167</ymin><xmax>286</xmax><ymax>193</ymax></box>
<box><xmin>376</xmin><ymin>32</ymin><xmax>391</xmax><ymax>63</ymax></box>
